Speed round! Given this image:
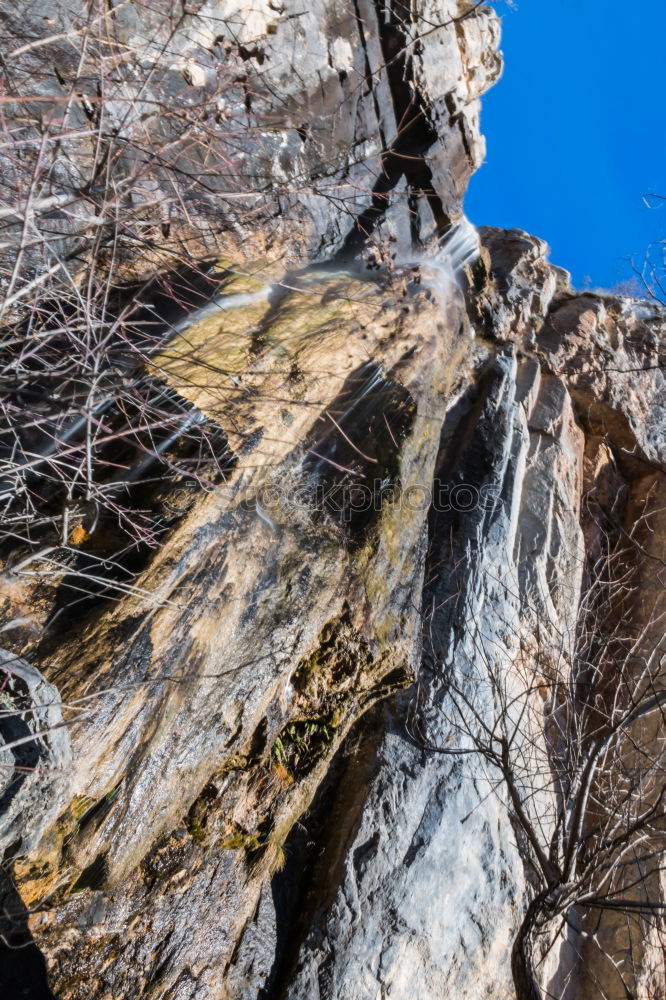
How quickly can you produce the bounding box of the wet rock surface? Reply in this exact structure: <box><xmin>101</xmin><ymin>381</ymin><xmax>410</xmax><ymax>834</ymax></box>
<box><xmin>0</xmin><ymin>4</ymin><xmax>664</xmax><ymax>1000</ymax></box>
<box><xmin>8</xmin><ymin>268</ymin><xmax>470</xmax><ymax>1000</ymax></box>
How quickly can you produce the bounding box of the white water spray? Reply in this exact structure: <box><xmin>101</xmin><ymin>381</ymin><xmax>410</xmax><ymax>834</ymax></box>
<box><xmin>435</xmin><ymin>215</ymin><xmax>481</xmax><ymax>275</ymax></box>
<box><xmin>170</xmin><ymin>286</ymin><xmax>272</xmax><ymax>335</ymax></box>
<box><xmin>169</xmin><ymin>218</ymin><xmax>480</xmax><ymax>340</ymax></box>
<box><xmin>412</xmin><ymin>215</ymin><xmax>481</xmax><ymax>309</ymax></box>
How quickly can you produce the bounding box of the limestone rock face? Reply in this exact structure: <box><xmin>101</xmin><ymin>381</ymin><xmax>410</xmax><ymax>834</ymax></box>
<box><xmin>279</xmin><ymin>353</ymin><xmax>535</xmax><ymax>1000</ymax></box>
<box><xmin>0</xmin><ymin>651</ymin><xmax>72</xmax><ymax>858</ymax></box>
<box><xmin>12</xmin><ymin>268</ymin><xmax>473</xmax><ymax>1000</ymax></box>
<box><xmin>0</xmin><ymin>0</ymin><xmax>501</xmax><ymax>267</ymax></box>
<box><xmin>538</xmin><ymin>294</ymin><xmax>666</xmax><ymax>469</ymax></box>
<box><xmin>0</xmin><ymin>5</ymin><xmax>664</xmax><ymax>1000</ymax></box>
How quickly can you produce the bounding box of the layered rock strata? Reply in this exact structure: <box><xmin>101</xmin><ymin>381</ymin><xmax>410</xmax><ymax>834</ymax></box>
<box><xmin>0</xmin><ymin>4</ymin><xmax>664</xmax><ymax>1000</ymax></box>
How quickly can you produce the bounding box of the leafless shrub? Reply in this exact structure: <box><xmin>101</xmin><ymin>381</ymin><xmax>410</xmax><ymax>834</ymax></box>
<box><xmin>0</xmin><ymin>0</ymin><xmax>509</xmax><ymax>606</ymax></box>
<box><xmin>0</xmin><ymin>1</ymin><xmax>299</xmax><ymax>610</ymax></box>
<box><xmin>411</xmin><ymin>523</ymin><xmax>666</xmax><ymax>1000</ymax></box>
<box><xmin>631</xmin><ymin>196</ymin><xmax>666</xmax><ymax>304</ymax></box>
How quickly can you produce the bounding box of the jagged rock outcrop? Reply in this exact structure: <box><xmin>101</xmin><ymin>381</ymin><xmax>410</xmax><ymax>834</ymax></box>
<box><xmin>0</xmin><ymin>651</ymin><xmax>72</xmax><ymax>858</ymax></box>
<box><xmin>0</xmin><ymin>0</ymin><xmax>500</xmax><ymax>270</ymax></box>
<box><xmin>0</xmin><ymin>4</ymin><xmax>664</xmax><ymax>1000</ymax></box>
<box><xmin>13</xmin><ymin>268</ymin><xmax>467</xmax><ymax>998</ymax></box>
<box><xmin>3</xmin><ymin>237</ymin><xmax>661</xmax><ymax>1000</ymax></box>
<box><xmin>255</xmin><ymin>233</ymin><xmax>665</xmax><ymax>1000</ymax></box>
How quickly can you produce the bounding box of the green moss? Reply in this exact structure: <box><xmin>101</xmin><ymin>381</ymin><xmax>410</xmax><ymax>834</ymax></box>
<box><xmin>187</xmin><ymin>818</ymin><xmax>207</xmax><ymax>844</ymax></box>
<box><xmin>291</xmin><ymin>649</ymin><xmax>320</xmax><ymax>694</ymax></box>
<box><xmin>213</xmin><ymin>259</ymin><xmax>272</xmax><ymax>296</ymax></box>
<box><xmin>150</xmin><ymin>269</ymin><xmax>396</xmax><ymax>425</ymax></box>
<box><xmin>70</xmin><ymin>795</ymin><xmax>97</xmax><ymax>822</ymax></box>
<box><xmin>219</xmin><ymin>830</ymin><xmax>261</xmax><ymax>852</ymax></box>
<box><xmin>49</xmin><ymin>933</ymin><xmax>121</xmax><ymax>996</ymax></box>
<box><xmin>272</xmin><ymin>735</ymin><xmax>287</xmax><ymax>767</ymax></box>
<box><xmin>270</xmin><ymin>715</ymin><xmax>338</xmax><ymax>780</ymax></box>
<box><xmin>218</xmin><ymin>753</ymin><xmax>250</xmax><ymax>772</ymax></box>
<box><xmin>219</xmin><ymin>815</ymin><xmax>275</xmax><ymax>855</ymax></box>
<box><xmin>329</xmin><ymin>705</ymin><xmax>346</xmax><ymax>727</ymax></box>
<box><xmin>184</xmin><ymin>781</ymin><xmax>220</xmax><ymax>844</ymax></box>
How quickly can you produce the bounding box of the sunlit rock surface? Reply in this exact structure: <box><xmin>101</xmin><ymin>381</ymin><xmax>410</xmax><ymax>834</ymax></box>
<box><xmin>15</xmin><ymin>267</ymin><xmax>473</xmax><ymax>1000</ymax></box>
<box><xmin>0</xmin><ymin>0</ymin><xmax>501</xmax><ymax>264</ymax></box>
<box><xmin>0</xmin><ymin>3</ymin><xmax>664</xmax><ymax>1000</ymax></box>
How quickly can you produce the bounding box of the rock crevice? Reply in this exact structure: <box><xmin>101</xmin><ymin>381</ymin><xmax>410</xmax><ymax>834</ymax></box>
<box><xmin>0</xmin><ymin>4</ymin><xmax>664</xmax><ymax>1000</ymax></box>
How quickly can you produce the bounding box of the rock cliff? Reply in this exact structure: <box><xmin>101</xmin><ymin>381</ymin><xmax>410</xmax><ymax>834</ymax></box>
<box><xmin>0</xmin><ymin>3</ymin><xmax>664</xmax><ymax>1000</ymax></box>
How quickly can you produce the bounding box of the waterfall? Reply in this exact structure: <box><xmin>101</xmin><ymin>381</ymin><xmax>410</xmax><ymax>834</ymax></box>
<box><xmin>435</xmin><ymin>216</ymin><xmax>481</xmax><ymax>274</ymax></box>
<box><xmin>392</xmin><ymin>215</ymin><xmax>481</xmax><ymax>310</ymax></box>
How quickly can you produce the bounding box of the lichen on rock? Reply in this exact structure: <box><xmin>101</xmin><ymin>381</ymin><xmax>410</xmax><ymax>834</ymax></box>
<box><xmin>0</xmin><ymin>3</ymin><xmax>664</xmax><ymax>1000</ymax></box>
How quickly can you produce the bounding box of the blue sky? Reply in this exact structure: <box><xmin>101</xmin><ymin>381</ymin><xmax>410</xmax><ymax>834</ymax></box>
<box><xmin>464</xmin><ymin>0</ymin><xmax>666</xmax><ymax>291</ymax></box>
